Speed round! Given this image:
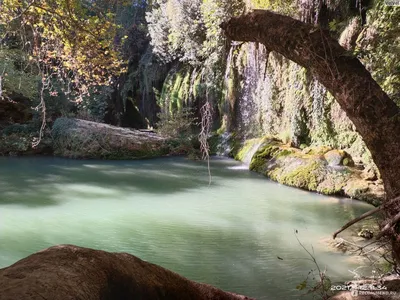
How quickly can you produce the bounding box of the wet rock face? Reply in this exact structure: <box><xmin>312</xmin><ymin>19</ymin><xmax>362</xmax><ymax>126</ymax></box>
<box><xmin>0</xmin><ymin>245</ymin><xmax>253</xmax><ymax>300</ymax></box>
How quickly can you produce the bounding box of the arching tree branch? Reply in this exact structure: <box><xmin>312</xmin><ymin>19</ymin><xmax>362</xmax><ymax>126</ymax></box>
<box><xmin>220</xmin><ymin>10</ymin><xmax>400</xmax><ymax>200</ymax></box>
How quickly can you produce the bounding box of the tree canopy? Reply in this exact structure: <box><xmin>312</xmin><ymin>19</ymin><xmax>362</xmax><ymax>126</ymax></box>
<box><xmin>0</xmin><ymin>0</ymin><xmax>127</xmax><ymax>98</ymax></box>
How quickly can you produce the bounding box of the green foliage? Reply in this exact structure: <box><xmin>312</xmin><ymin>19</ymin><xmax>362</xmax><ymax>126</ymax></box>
<box><xmin>249</xmin><ymin>0</ymin><xmax>296</xmax><ymax>15</ymax></box>
<box><xmin>76</xmin><ymin>86</ymin><xmax>113</xmax><ymax>122</ymax></box>
<box><xmin>156</xmin><ymin>107</ymin><xmax>197</xmax><ymax>138</ymax></box>
<box><xmin>0</xmin><ymin>49</ymin><xmax>39</xmax><ymax>99</ymax></box>
<box><xmin>0</xmin><ymin>122</ymin><xmax>49</xmax><ymax>155</ymax></box>
<box><xmin>0</xmin><ymin>0</ymin><xmax>127</xmax><ymax>96</ymax></box>
<box><xmin>356</xmin><ymin>1</ymin><xmax>400</xmax><ymax>105</ymax></box>
<box><xmin>147</xmin><ymin>0</ymin><xmax>244</xmax><ymax>65</ymax></box>
<box><xmin>156</xmin><ymin>108</ymin><xmax>199</xmax><ymax>156</ymax></box>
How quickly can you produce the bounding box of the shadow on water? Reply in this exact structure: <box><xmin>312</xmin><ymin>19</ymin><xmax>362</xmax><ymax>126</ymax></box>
<box><xmin>0</xmin><ymin>156</ymin><xmax>377</xmax><ymax>299</ymax></box>
<box><xmin>0</xmin><ymin>156</ymin><xmax>260</xmax><ymax>208</ymax></box>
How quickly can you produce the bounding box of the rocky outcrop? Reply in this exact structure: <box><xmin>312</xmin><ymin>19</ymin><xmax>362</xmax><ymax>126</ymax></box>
<box><xmin>0</xmin><ymin>245</ymin><xmax>253</xmax><ymax>300</ymax></box>
<box><xmin>52</xmin><ymin>117</ymin><xmax>171</xmax><ymax>159</ymax></box>
<box><xmin>236</xmin><ymin>137</ymin><xmax>384</xmax><ymax>206</ymax></box>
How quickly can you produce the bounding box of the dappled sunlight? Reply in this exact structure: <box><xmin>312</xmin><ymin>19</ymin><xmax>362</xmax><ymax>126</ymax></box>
<box><xmin>53</xmin><ymin>183</ymin><xmax>119</xmax><ymax>198</ymax></box>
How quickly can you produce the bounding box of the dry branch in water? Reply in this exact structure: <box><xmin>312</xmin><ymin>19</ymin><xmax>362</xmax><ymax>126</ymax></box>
<box><xmin>333</xmin><ymin>206</ymin><xmax>383</xmax><ymax>239</ymax></box>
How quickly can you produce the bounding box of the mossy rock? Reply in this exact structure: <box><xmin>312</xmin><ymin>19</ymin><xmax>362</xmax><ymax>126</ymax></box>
<box><xmin>316</xmin><ymin>169</ymin><xmax>349</xmax><ymax>195</ymax></box>
<box><xmin>324</xmin><ymin>149</ymin><xmax>354</xmax><ymax>167</ymax></box>
<box><xmin>52</xmin><ymin>118</ymin><xmax>170</xmax><ymax>159</ymax></box>
<box><xmin>248</xmin><ymin>138</ymin><xmax>288</xmax><ymax>171</ymax></box>
<box><xmin>239</xmin><ymin>139</ymin><xmax>383</xmax><ymax>204</ymax></box>
<box><xmin>235</xmin><ymin>138</ymin><xmax>263</xmax><ymax>161</ymax></box>
<box><xmin>272</xmin><ymin>159</ymin><xmax>325</xmax><ymax>191</ymax></box>
<box><xmin>302</xmin><ymin>146</ymin><xmax>332</xmax><ymax>156</ymax></box>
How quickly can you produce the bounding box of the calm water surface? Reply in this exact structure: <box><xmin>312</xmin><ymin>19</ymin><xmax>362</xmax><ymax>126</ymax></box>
<box><xmin>0</xmin><ymin>156</ymin><xmax>374</xmax><ymax>299</ymax></box>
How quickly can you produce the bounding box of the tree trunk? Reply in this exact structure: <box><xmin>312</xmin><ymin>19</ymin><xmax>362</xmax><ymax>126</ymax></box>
<box><xmin>221</xmin><ymin>10</ymin><xmax>400</xmax><ymax>261</ymax></box>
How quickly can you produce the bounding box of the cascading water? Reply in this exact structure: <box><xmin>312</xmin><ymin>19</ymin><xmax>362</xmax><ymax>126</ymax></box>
<box><xmin>216</xmin><ymin>132</ymin><xmax>232</xmax><ymax>157</ymax></box>
<box><xmin>237</xmin><ymin>43</ymin><xmax>259</xmax><ymax>138</ymax></box>
<box><xmin>241</xmin><ymin>139</ymin><xmax>263</xmax><ymax>166</ymax></box>
<box><xmin>236</xmin><ymin>43</ymin><xmax>272</xmax><ymax>139</ymax></box>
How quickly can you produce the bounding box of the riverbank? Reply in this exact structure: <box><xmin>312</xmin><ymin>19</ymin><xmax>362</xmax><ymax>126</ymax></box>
<box><xmin>228</xmin><ymin>136</ymin><xmax>385</xmax><ymax>206</ymax></box>
<box><xmin>0</xmin><ymin>118</ymin><xmax>385</xmax><ymax>206</ymax></box>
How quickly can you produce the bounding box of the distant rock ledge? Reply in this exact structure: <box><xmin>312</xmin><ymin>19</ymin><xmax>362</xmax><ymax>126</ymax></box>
<box><xmin>52</xmin><ymin>118</ymin><xmax>171</xmax><ymax>159</ymax></box>
<box><xmin>0</xmin><ymin>245</ymin><xmax>253</xmax><ymax>300</ymax></box>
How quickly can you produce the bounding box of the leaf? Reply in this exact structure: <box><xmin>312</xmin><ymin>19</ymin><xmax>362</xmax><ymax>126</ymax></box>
<box><xmin>296</xmin><ymin>280</ymin><xmax>307</xmax><ymax>291</ymax></box>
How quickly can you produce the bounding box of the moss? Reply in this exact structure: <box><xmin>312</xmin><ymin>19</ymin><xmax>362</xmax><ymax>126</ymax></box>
<box><xmin>276</xmin><ymin>160</ymin><xmax>323</xmax><ymax>191</ymax></box>
<box><xmin>303</xmin><ymin>146</ymin><xmax>332</xmax><ymax>156</ymax></box>
<box><xmin>234</xmin><ymin>138</ymin><xmax>263</xmax><ymax>161</ymax></box>
<box><xmin>249</xmin><ymin>155</ymin><xmax>266</xmax><ymax>171</ymax></box>
<box><xmin>275</xmin><ymin>148</ymin><xmax>294</xmax><ymax>158</ymax></box>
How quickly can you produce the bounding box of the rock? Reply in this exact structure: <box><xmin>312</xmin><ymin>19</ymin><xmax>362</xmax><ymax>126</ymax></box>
<box><xmin>0</xmin><ymin>245</ymin><xmax>253</xmax><ymax>300</ymax></box>
<box><xmin>324</xmin><ymin>150</ymin><xmax>354</xmax><ymax>167</ymax></box>
<box><xmin>52</xmin><ymin>117</ymin><xmax>170</xmax><ymax>159</ymax></box>
<box><xmin>339</xmin><ymin>17</ymin><xmax>362</xmax><ymax>51</ymax></box>
<box><xmin>358</xmin><ymin>228</ymin><xmax>374</xmax><ymax>239</ymax></box>
<box><xmin>240</xmin><ymin>138</ymin><xmax>384</xmax><ymax>205</ymax></box>
<box><xmin>362</xmin><ymin>166</ymin><xmax>378</xmax><ymax>181</ymax></box>
<box><xmin>342</xmin><ymin>179</ymin><xmax>385</xmax><ymax>206</ymax></box>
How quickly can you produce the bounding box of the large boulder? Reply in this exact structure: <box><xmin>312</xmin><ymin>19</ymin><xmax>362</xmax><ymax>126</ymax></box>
<box><xmin>0</xmin><ymin>245</ymin><xmax>253</xmax><ymax>300</ymax></box>
<box><xmin>52</xmin><ymin>118</ymin><xmax>170</xmax><ymax>159</ymax></box>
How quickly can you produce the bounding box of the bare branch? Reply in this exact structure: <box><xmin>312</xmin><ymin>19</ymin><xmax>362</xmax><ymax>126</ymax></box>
<box><xmin>333</xmin><ymin>206</ymin><xmax>383</xmax><ymax>239</ymax></box>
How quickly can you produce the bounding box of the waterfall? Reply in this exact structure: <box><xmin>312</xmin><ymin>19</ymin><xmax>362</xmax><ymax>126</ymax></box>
<box><xmin>242</xmin><ymin>139</ymin><xmax>263</xmax><ymax>166</ymax></box>
<box><xmin>237</xmin><ymin>43</ymin><xmax>272</xmax><ymax>138</ymax></box>
<box><xmin>216</xmin><ymin>132</ymin><xmax>232</xmax><ymax>156</ymax></box>
<box><xmin>238</xmin><ymin>43</ymin><xmax>258</xmax><ymax>138</ymax></box>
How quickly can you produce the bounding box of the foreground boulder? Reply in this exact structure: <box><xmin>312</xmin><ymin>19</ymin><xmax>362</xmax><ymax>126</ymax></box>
<box><xmin>52</xmin><ymin>118</ymin><xmax>170</xmax><ymax>159</ymax></box>
<box><xmin>0</xmin><ymin>245</ymin><xmax>253</xmax><ymax>300</ymax></box>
